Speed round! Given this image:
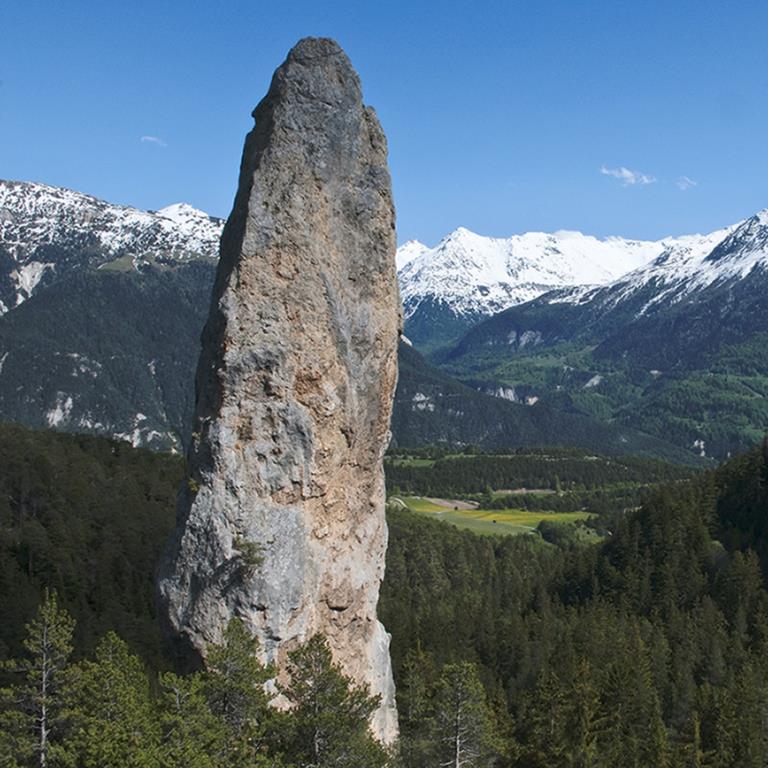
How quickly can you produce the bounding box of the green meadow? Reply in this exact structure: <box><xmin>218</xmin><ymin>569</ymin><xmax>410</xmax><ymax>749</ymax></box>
<box><xmin>390</xmin><ymin>495</ymin><xmax>595</xmax><ymax>537</ymax></box>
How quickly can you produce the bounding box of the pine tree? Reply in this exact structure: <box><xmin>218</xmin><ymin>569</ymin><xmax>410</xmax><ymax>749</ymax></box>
<box><xmin>646</xmin><ymin>691</ymin><xmax>670</xmax><ymax>768</ymax></box>
<box><xmin>158</xmin><ymin>671</ymin><xmax>226</xmax><ymax>768</ymax></box>
<box><xmin>565</xmin><ymin>660</ymin><xmax>599</xmax><ymax>768</ymax></box>
<box><xmin>524</xmin><ymin>668</ymin><xmax>568</xmax><ymax>768</ymax></box>
<box><xmin>0</xmin><ymin>591</ymin><xmax>75</xmax><ymax>768</ymax></box>
<box><xmin>433</xmin><ymin>661</ymin><xmax>499</xmax><ymax>768</ymax></box>
<box><xmin>68</xmin><ymin>632</ymin><xmax>159</xmax><ymax>767</ymax></box>
<box><xmin>728</xmin><ymin>665</ymin><xmax>767</xmax><ymax>768</ymax></box>
<box><xmin>280</xmin><ymin>634</ymin><xmax>388</xmax><ymax>768</ymax></box>
<box><xmin>398</xmin><ymin>646</ymin><xmax>438</xmax><ymax>768</ymax></box>
<box><xmin>202</xmin><ymin>618</ymin><xmax>275</xmax><ymax>767</ymax></box>
<box><xmin>677</xmin><ymin>710</ymin><xmax>709</xmax><ymax>768</ymax></box>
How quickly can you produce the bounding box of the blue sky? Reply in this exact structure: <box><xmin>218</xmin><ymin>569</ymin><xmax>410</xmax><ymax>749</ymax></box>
<box><xmin>2</xmin><ymin>0</ymin><xmax>767</xmax><ymax>244</ymax></box>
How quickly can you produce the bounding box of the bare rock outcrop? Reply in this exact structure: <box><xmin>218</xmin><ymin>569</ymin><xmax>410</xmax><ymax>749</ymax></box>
<box><xmin>157</xmin><ymin>37</ymin><xmax>400</xmax><ymax>742</ymax></box>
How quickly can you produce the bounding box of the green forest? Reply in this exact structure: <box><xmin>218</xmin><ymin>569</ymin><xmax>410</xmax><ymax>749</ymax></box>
<box><xmin>2</xmin><ymin>423</ymin><xmax>768</xmax><ymax>766</ymax></box>
<box><xmin>385</xmin><ymin>447</ymin><xmax>694</xmax><ymax>496</ymax></box>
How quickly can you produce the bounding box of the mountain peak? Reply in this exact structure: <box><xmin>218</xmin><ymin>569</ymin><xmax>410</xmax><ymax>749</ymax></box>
<box><xmin>448</xmin><ymin>225</ymin><xmax>475</xmax><ymax>238</ymax></box>
<box><xmin>396</xmin><ymin>225</ymin><xmax>664</xmax><ymax>344</ymax></box>
<box><xmin>157</xmin><ymin>202</ymin><xmax>210</xmax><ymax>221</ymax></box>
<box><xmin>395</xmin><ymin>239</ymin><xmax>429</xmax><ymax>270</ymax></box>
<box><xmin>440</xmin><ymin>226</ymin><xmax>489</xmax><ymax>248</ymax></box>
<box><xmin>0</xmin><ymin>180</ymin><xmax>223</xmax><ymax>310</ymax></box>
<box><xmin>702</xmin><ymin>209</ymin><xmax>768</xmax><ymax>274</ymax></box>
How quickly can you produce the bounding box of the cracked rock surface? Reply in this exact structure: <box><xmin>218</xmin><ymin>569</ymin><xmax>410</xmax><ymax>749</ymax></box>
<box><xmin>158</xmin><ymin>37</ymin><xmax>401</xmax><ymax>742</ymax></box>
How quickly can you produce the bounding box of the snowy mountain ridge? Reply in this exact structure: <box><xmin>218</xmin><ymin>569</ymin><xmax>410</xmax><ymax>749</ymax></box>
<box><xmin>5</xmin><ymin>179</ymin><xmax>763</xmax><ymax>350</ymax></box>
<box><xmin>392</xmin><ymin>214</ymin><xmax>768</xmax><ymax>349</ymax></box>
<box><xmin>0</xmin><ymin>179</ymin><xmax>223</xmax><ymax>312</ymax></box>
<box><xmin>545</xmin><ymin>211</ymin><xmax>768</xmax><ymax>315</ymax></box>
<box><xmin>396</xmin><ymin>225</ymin><xmax>676</xmax><ymax>323</ymax></box>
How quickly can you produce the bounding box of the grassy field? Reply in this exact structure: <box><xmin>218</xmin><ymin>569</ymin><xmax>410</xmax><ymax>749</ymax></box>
<box><xmin>391</xmin><ymin>495</ymin><xmax>595</xmax><ymax>537</ymax></box>
<box><xmin>387</xmin><ymin>457</ymin><xmax>436</xmax><ymax>468</ymax></box>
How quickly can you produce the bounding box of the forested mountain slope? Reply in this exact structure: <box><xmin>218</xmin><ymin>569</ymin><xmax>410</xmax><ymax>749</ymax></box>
<box><xmin>2</xmin><ymin>423</ymin><xmax>768</xmax><ymax>765</ymax></box>
<box><xmin>0</xmin><ymin>265</ymin><xmax>214</xmax><ymax>451</ymax></box>
<box><xmin>0</xmin><ymin>185</ymin><xmax>691</xmax><ymax>459</ymax></box>
<box><xmin>0</xmin><ymin>180</ymin><xmax>222</xmax><ymax>451</ymax></box>
<box><xmin>394</xmin><ymin>342</ymin><xmax>697</xmax><ymax>462</ymax></box>
<box><xmin>442</xmin><ymin>210</ymin><xmax>768</xmax><ymax>460</ymax></box>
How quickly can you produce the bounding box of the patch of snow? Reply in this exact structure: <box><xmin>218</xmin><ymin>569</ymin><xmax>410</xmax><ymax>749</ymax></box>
<box><xmin>76</xmin><ymin>414</ymin><xmax>106</xmax><ymax>431</ymax></box>
<box><xmin>396</xmin><ymin>240</ymin><xmax>429</xmax><ymax>271</ymax></box>
<box><xmin>13</xmin><ymin>261</ymin><xmax>53</xmax><ymax>301</ymax></box>
<box><xmin>518</xmin><ymin>330</ymin><xmax>543</xmax><ymax>348</ymax></box>
<box><xmin>583</xmin><ymin>374</ymin><xmax>604</xmax><ymax>389</ymax></box>
<box><xmin>0</xmin><ymin>352</ymin><xmax>8</xmax><ymax>374</ymax></box>
<box><xmin>411</xmin><ymin>392</ymin><xmax>435</xmax><ymax>412</ymax></box>
<box><xmin>66</xmin><ymin>353</ymin><xmax>102</xmax><ymax>379</ymax></box>
<box><xmin>46</xmin><ymin>393</ymin><xmax>73</xmax><ymax>427</ymax></box>
<box><xmin>488</xmin><ymin>386</ymin><xmax>519</xmax><ymax>402</ymax></box>
<box><xmin>113</xmin><ymin>413</ymin><xmax>159</xmax><ymax>448</ymax></box>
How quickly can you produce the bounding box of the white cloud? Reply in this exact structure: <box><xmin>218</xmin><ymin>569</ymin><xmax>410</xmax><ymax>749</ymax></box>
<box><xmin>677</xmin><ymin>175</ymin><xmax>698</xmax><ymax>191</ymax></box>
<box><xmin>140</xmin><ymin>135</ymin><xmax>167</xmax><ymax>147</ymax></box>
<box><xmin>600</xmin><ymin>165</ymin><xmax>656</xmax><ymax>186</ymax></box>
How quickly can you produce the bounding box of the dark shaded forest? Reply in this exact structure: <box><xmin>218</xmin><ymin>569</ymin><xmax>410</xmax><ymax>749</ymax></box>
<box><xmin>385</xmin><ymin>447</ymin><xmax>694</xmax><ymax>496</ymax></box>
<box><xmin>0</xmin><ymin>424</ymin><xmax>181</xmax><ymax>666</ymax></box>
<box><xmin>2</xmin><ymin>423</ymin><xmax>768</xmax><ymax>766</ymax></box>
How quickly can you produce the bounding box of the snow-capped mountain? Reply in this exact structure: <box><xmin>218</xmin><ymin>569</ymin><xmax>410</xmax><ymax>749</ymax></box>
<box><xmin>450</xmin><ymin>209</ymin><xmax>768</xmax><ymax>358</ymax></box>
<box><xmin>0</xmin><ymin>179</ymin><xmax>225</xmax><ymax>450</ymax></box>
<box><xmin>395</xmin><ymin>226</ymin><xmax>678</xmax><ymax>348</ymax></box>
<box><xmin>541</xmin><ymin>211</ymin><xmax>768</xmax><ymax>317</ymax></box>
<box><xmin>0</xmin><ymin>180</ymin><xmax>223</xmax><ymax>312</ymax></box>
<box><xmin>3</xmin><ymin>176</ymin><xmax>765</xmax><ymax>461</ymax></box>
<box><xmin>396</xmin><ymin>239</ymin><xmax>430</xmax><ymax>270</ymax></box>
<box><xmin>444</xmin><ymin>208</ymin><xmax>768</xmax><ymax>460</ymax></box>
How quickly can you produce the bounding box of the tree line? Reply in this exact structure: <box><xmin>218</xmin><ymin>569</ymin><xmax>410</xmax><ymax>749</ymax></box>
<box><xmin>385</xmin><ymin>448</ymin><xmax>694</xmax><ymax>496</ymax></box>
<box><xmin>0</xmin><ymin>594</ymin><xmax>392</xmax><ymax>768</ymax></box>
<box><xmin>381</xmin><ymin>439</ymin><xmax>768</xmax><ymax>766</ymax></box>
<box><xmin>3</xmin><ymin>423</ymin><xmax>768</xmax><ymax>765</ymax></box>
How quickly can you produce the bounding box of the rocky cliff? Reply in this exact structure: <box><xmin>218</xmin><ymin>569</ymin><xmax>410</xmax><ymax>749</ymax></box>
<box><xmin>158</xmin><ymin>38</ymin><xmax>400</xmax><ymax>741</ymax></box>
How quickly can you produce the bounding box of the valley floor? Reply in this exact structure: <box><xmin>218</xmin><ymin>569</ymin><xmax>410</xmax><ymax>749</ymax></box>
<box><xmin>391</xmin><ymin>494</ymin><xmax>596</xmax><ymax>537</ymax></box>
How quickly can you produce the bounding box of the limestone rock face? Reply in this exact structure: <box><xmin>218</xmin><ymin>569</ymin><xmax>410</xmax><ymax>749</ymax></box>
<box><xmin>158</xmin><ymin>37</ymin><xmax>400</xmax><ymax>742</ymax></box>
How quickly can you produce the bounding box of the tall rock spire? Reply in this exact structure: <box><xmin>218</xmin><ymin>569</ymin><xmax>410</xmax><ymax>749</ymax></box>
<box><xmin>158</xmin><ymin>37</ymin><xmax>400</xmax><ymax>742</ymax></box>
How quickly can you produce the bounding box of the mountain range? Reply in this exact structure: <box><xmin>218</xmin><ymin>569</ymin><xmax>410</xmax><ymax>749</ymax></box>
<box><xmin>6</xmin><ymin>179</ymin><xmax>629</xmax><ymax>455</ymax></box>
<box><xmin>0</xmin><ymin>180</ymin><xmax>221</xmax><ymax>313</ymax></box>
<box><xmin>0</xmin><ymin>180</ymin><xmax>224</xmax><ymax>450</ymax></box>
<box><xmin>2</xmin><ymin>178</ymin><xmax>764</xmax><ymax>462</ymax></box>
<box><xmin>397</xmin><ymin>226</ymin><xmax>702</xmax><ymax>350</ymax></box>
<box><xmin>441</xmin><ymin>210</ymin><xmax>768</xmax><ymax>460</ymax></box>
